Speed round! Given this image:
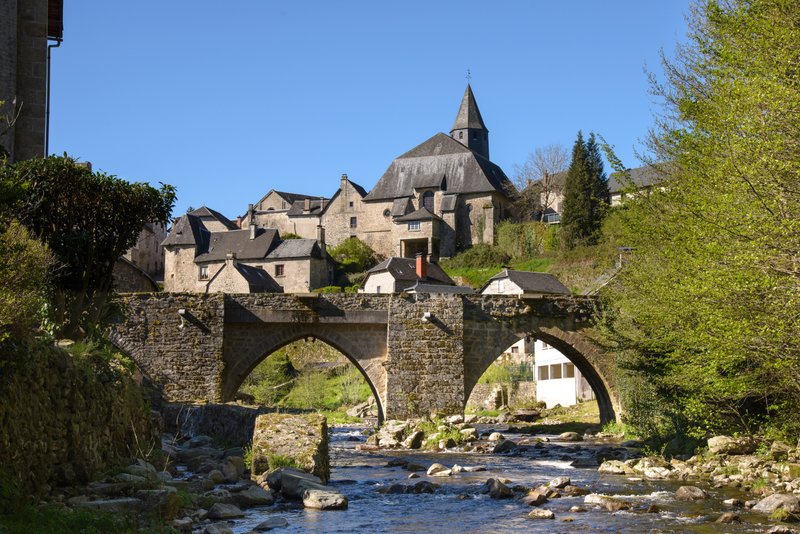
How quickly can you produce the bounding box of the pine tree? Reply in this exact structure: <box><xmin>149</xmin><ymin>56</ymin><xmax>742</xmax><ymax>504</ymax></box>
<box><xmin>560</xmin><ymin>131</ymin><xmax>609</xmax><ymax>248</ymax></box>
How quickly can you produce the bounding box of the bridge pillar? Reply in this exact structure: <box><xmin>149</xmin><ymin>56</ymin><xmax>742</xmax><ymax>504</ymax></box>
<box><xmin>384</xmin><ymin>294</ymin><xmax>466</xmax><ymax>419</ymax></box>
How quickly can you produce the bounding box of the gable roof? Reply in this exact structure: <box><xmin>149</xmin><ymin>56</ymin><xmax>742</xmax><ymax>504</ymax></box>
<box><xmin>365</xmin><ymin>257</ymin><xmax>454</xmax><ymax>286</ymax></box>
<box><xmin>440</xmin><ymin>194</ymin><xmax>458</xmax><ymax>212</ymax></box>
<box><xmin>608</xmin><ymin>163</ymin><xmax>673</xmax><ymax>194</ymax></box>
<box><xmin>394</xmin><ymin>207</ymin><xmax>442</xmax><ymax>222</ymax></box>
<box><xmin>267</xmin><ymin>239</ymin><xmax>324</xmax><ymax>260</ymax></box>
<box><xmin>364</xmin><ymin>133</ymin><xmax>516</xmax><ymax>201</ymax></box>
<box><xmin>194</xmin><ymin>228</ymin><xmax>280</xmax><ymax>263</ymax></box>
<box><xmin>189</xmin><ymin>206</ymin><xmax>238</xmax><ymax>230</ymax></box>
<box><xmin>286</xmin><ymin>198</ymin><xmax>329</xmax><ymax>217</ymax></box>
<box><xmin>162</xmin><ymin>214</ymin><xmax>209</xmax><ymax>248</ymax></box>
<box><xmin>407</xmin><ymin>281</ymin><xmax>474</xmax><ymax>294</ymax></box>
<box><xmin>207</xmin><ymin>262</ymin><xmax>283</xmax><ymax>293</ymax></box>
<box><xmin>480</xmin><ymin>269</ymin><xmax>570</xmax><ymax>295</ymax></box>
<box><xmin>318</xmin><ymin>178</ymin><xmax>369</xmax><ymax>217</ymax></box>
<box><xmin>451</xmin><ymin>84</ymin><xmax>488</xmax><ymax>132</ymax></box>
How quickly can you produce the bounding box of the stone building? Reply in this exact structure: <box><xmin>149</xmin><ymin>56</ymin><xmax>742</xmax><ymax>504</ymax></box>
<box><xmin>162</xmin><ymin>207</ymin><xmax>331</xmax><ymax>293</ymax></box>
<box><xmin>123</xmin><ymin>222</ymin><xmax>167</xmax><ymax>281</ymax></box>
<box><xmin>360</xmin><ymin>254</ymin><xmax>456</xmax><ymax>294</ymax></box>
<box><xmin>1</xmin><ymin>0</ymin><xmax>63</xmax><ymax>161</ymax></box>
<box><xmin>241</xmin><ymin>85</ymin><xmax>516</xmax><ymax>260</ymax></box>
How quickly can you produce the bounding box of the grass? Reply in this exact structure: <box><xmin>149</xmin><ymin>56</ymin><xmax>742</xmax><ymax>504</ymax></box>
<box><xmin>0</xmin><ymin>504</ymin><xmax>176</xmax><ymax>534</ymax></box>
<box><xmin>518</xmin><ymin>400</ymin><xmax>603</xmax><ymax>435</ymax></box>
<box><xmin>442</xmin><ymin>257</ymin><xmax>555</xmax><ymax>289</ymax></box>
<box><xmin>319</xmin><ymin>409</ymin><xmax>364</xmax><ymax>425</ymax></box>
<box><xmin>267</xmin><ymin>454</ymin><xmax>301</xmax><ymax>471</ymax></box>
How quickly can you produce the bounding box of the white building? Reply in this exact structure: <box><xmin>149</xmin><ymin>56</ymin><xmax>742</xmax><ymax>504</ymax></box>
<box><xmin>534</xmin><ymin>339</ymin><xmax>594</xmax><ymax>408</ymax></box>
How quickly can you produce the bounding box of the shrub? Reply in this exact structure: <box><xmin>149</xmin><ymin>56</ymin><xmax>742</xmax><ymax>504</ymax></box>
<box><xmin>442</xmin><ymin>244</ymin><xmax>510</xmax><ymax>269</ymax></box>
<box><xmin>329</xmin><ymin>237</ymin><xmax>382</xmax><ymax>273</ymax></box>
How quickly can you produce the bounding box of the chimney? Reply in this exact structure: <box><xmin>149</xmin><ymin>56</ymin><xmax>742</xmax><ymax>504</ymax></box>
<box><xmin>341</xmin><ymin>173</ymin><xmax>348</xmax><ymax>189</ymax></box>
<box><xmin>248</xmin><ymin>204</ymin><xmax>256</xmax><ymax>239</ymax></box>
<box><xmin>416</xmin><ymin>252</ymin><xmax>427</xmax><ymax>280</ymax></box>
<box><xmin>226</xmin><ymin>252</ymin><xmax>236</xmax><ymax>267</ymax></box>
<box><xmin>304</xmin><ymin>198</ymin><xmax>311</xmax><ymax>212</ymax></box>
<box><xmin>316</xmin><ymin>225</ymin><xmax>326</xmax><ymax>256</ymax></box>
<box><xmin>236</xmin><ymin>216</ymin><xmax>242</xmax><ymax>228</ymax></box>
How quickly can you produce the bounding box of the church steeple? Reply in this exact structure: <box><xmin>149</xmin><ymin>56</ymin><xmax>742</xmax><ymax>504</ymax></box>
<box><xmin>450</xmin><ymin>84</ymin><xmax>489</xmax><ymax>159</ymax></box>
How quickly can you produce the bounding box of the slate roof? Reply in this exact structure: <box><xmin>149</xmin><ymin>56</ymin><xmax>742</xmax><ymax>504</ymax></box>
<box><xmin>394</xmin><ymin>207</ymin><xmax>442</xmax><ymax>222</ymax></box>
<box><xmin>413</xmin><ymin>173</ymin><xmax>446</xmax><ymax>190</ymax></box>
<box><xmin>194</xmin><ymin>228</ymin><xmax>280</xmax><ymax>263</ymax></box>
<box><xmin>267</xmin><ymin>239</ymin><xmax>324</xmax><ymax>260</ymax></box>
<box><xmin>365</xmin><ymin>257</ymin><xmax>455</xmax><ymax>285</ymax></box>
<box><xmin>608</xmin><ymin>163</ymin><xmax>672</xmax><ymax>194</ymax></box>
<box><xmin>391</xmin><ymin>197</ymin><xmax>412</xmax><ymax>217</ymax></box>
<box><xmin>189</xmin><ymin>206</ymin><xmax>238</xmax><ymax>230</ymax></box>
<box><xmin>451</xmin><ymin>84</ymin><xmax>488</xmax><ymax>132</ymax></box>
<box><xmin>286</xmin><ymin>198</ymin><xmax>329</xmax><ymax>216</ymax></box>
<box><xmin>480</xmin><ymin>269</ymin><xmax>570</xmax><ymax>295</ymax></box>
<box><xmin>364</xmin><ymin>133</ymin><xmax>516</xmax><ymax>201</ymax></box>
<box><xmin>274</xmin><ymin>191</ymin><xmax>319</xmax><ymax>204</ymax></box>
<box><xmin>234</xmin><ymin>263</ymin><xmax>283</xmax><ymax>292</ymax></box>
<box><xmin>407</xmin><ymin>281</ymin><xmax>474</xmax><ymax>294</ymax></box>
<box><xmin>162</xmin><ymin>214</ymin><xmax>209</xmax><ymax>248</ymax></box>
<box><xmin>440</xmin><ymin>195</ymin><xmax>457</xmax><ymax>212</ymax></box>
<box><xmin>318</xmin><ymin>178</ymin><xmax>369</xmax><ymax>217</ymax></box>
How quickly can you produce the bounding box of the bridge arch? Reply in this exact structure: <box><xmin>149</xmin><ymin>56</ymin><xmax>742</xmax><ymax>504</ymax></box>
<box><xmin>222</xmin><ymin>323</ymin><xmax>387</xmax><ymax>423</ymax></box>
<box><xmin>463</xmin><ymin>327</ymin><xmax>618</xmax><ymax>424</ymax></box>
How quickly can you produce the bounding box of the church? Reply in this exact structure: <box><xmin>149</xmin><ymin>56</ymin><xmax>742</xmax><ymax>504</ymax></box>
<box><xmin>243</xmin><ymin>84</ymin><xmax>517</xmax><ymax>260</ymax></box>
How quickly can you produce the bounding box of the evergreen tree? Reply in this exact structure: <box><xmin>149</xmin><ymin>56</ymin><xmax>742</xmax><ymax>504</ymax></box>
<box><xmin>560</xmin><ymin>131</ymin><xmax>609</xmax><ymax>248</ymax></box>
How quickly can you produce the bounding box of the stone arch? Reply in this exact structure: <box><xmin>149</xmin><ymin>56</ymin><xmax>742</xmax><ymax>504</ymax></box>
<box><xmin>463</xmin><ymin>325</ymin><xmax>618</xmax><ymax>424</ymax></box>
<box><xmin>222</xmin><ymin>323</ymin><xmax>387</xmax><ymax>423</ymax></box>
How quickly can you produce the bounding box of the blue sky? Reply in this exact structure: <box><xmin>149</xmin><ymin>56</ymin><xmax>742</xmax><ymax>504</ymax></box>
<box><xmin>50</xmin><ymin>1</ymin><xmax>689</xmax><ymax>220</ymax></box>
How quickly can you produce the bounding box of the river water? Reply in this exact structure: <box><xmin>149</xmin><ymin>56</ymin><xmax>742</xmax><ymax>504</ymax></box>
<box><xmin>224</xmin><ymin>425</ymin><xmax>778</xmax><ymax>533</ymax></box>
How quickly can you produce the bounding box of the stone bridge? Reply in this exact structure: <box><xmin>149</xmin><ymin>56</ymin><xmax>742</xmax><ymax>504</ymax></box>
<box><xmin>108</xmin><ymin>293</ymin><xmax>619</xmax><ymax>423</ymax></box>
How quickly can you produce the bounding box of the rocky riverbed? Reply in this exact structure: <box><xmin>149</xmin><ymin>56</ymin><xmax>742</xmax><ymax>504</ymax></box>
<box><xmin>33</xmin><ymin>417</ymin><xmax>800</xmax><ymax>533</ymax></box>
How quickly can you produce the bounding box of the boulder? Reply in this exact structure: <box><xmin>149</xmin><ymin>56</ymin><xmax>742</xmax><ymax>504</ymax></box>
<box><xmin>232</xmin><ymin>485</ymin><xmax>275</xmax><ymax>507</ymax></box>
<box><xmin>528</xmin><ymin>509</ymin><xmax>555</xmax><ymax>519</ymax></box>
<box><xmin>75</xmin><ymin>498</ymin><xmax>142</xmax><ymax>513</ymax></box>
<box><xmin>675</xmin><ymin>485</ymin><xmax>709</xmax><ymax>501</ymax></box>
<box><xmin>584</xmin><ymin>493</ymin><xmax>631</xmax><ymax>512</ymax></box>
<box><xmin>488</xmin><ymin>432</ymin><xmax>504</xmax><ymax>442</ymax></box>
<box><xmin>707</xmin><ymin>435</ymin><xmax>757</xmax><ymax>455</ymax></box>
<box><xmin>206</xmin><ymin>503</ymin><xmax>245</xmax><ymax>519</ymax></box>
<box><xmin>459</xmin><ymin>428</ymin><xmax>478</xmax><ymax>441</ymax></box>
<box><xmin>445</xmin><ymin>414</ymin><xmax>464</xmax><ymax>424</ymax></box>
<box><xmin>302</xmin><ymin>488</ymin><xmax>348</xmax><ymax>510</ymax></box>
<box><xmin>548</xmin><ymin>476</ymin><xmax>570</xmax><ymax>489</ymax></box>
<box><xmin>251</xmin><ymin>413</ymin><xmax>329</xmax><ymax>482</ymax></box>
<box><xmin>559</xmin><ymin>432</ymin><xmax>582</xmax><ymax>442</ymax></box>
<box><xmin>752</xmin><ymin>493</ymin><xmax>800</xmax><ymax>515</ymax></box>
<box><xmin>221</xmin><ymin>456</ymin><xmax>246</xmax><ymax>482</ymax></box>
<box><xmin>492</xmin><ymin>439</ymin><xmax>517</xmax><ymax>454</ymax></box>
<box><xmin>208</xmin><ymin>469</ymin><xmax>225</xmax><ymax>484</ymax></box>
<box><xmin>266</xmin><ymin>468</ymin><xmax>324</xmax><ymax>498</ymax></box>
<box><xmin>521</xmin><ymin>491</ymin><xmax>548</xmax><ymax>506</ymax></box>
<box><xmin>402</xmin><ymin>431</ymin><xmax>424</xmax><ymax>449</ymax></box>
<box><xmin>135</xmin><ymin>487</ymin><xmax>179</xmax><ymax>519</ymax></box>
<box><xmin>716</xmin><ymin>512</ymin><xmax>740</xmax><ymax>524</ymax></box>
<box><xmin>561</xmin><ymin>485</ymin><xmax>590</xmax><ymax>497</ymax></box>
<box><xmin>598</xmin><ymin>460</ymin><xmax>631</xmax><ymax>475</ymax></box>
<box><xmin>426</xmin><ymin>463</ymin><xmax>451</xmax><ymax>477</ymax></box>
<box><xmin>202</xmin><ymin>524</ymin><xmax>233</xmax><ymax>534</ymax></box>
<box><xmin>486</xmin><ymin>478</ymin><xmax>513</xmax><ymax>499</ymax></box>
<box><xmin>254</xmin><ymin>517</ymin><xmax>290</xmax><ymax>531</ymax></box>
<box><xmin>771</xmin><ymin>441</ymin><xmax>793</xmax><ymax>461</ymax></box>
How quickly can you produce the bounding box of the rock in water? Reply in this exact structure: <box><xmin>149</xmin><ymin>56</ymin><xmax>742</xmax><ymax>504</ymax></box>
<box><xmin>675</xmin><ymin>485</ymin><xmax>710</xmax><ymax>501</ymax></box>
<box><xmin>207</xmin><ymin>503</ymin><xmax>245</xmax><ymax>519</ymax></box>
<box><xmin>254</xmin><ymin>517</ymin><xmax>289</xmax><ymax>531</ymax></box>
<box><xmin>716</xmin><ymin>512</ymin><xmax>740</xmax><ymax>523</ymax></box>
<box><xmin>753</xmin><ymin>493</ymin><xmax>800</xmax><ymax>515</ymax></box>
<box><xmin>486</xmin><ymin>478</ymin><xmax>513</xmax><ymax>499</ymax></box>
<box><xmin>250</xmin><ymin>413</ymin><xmax>329</xmax><ymax>482</ymax></box>
<box><xmin>426</xmin><ymin>463</ymin><xmax>452</xmax><ymax>477</ymax></box>
<box><xmin>559</xmin><ymin>432</ymin><xmax>582</xmax><ymax>442</ymax></box>
<box><xmin>302</xmin><ymin>488</ymin><xmax>348</xmax><ymax>510</ymax></box>
<box><xmin>528</xmin><ymin>509</ymin><xmax>555</xmax><ymax>519</ymax></box>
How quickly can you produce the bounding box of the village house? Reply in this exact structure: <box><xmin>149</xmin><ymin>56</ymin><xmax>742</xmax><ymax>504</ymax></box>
<box><xmin>241</xmin><ymin>84</ymin><xmax>516</xmax><ymax>260</ymax></box>
<box><xmin>480</xmin><ymin>269</ymin><xmax>593</xmax><ymax>407</ymax></box>
<box><xmin>360</xmin><ymin>254</ymin><xmax>457</xmax><ymax>294</ymax></box>
<box><xmin>162</xmin><ymin>207</ymin><xmax>331</xmax><ymax>293</ymax></box>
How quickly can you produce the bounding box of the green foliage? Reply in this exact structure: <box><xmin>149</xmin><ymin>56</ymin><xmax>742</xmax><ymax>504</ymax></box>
<box><xmin>495</xmin><ymin>220</ymin><xmax>550</xmax><ymax>259</ymax></box>
<box><xmin>600</xmin><ymin>0</ymin><xmax>800</xmax><ymax>441</ymax></box>
<box><xmin>267</xmin><ymin>454</ymin><xmax>301</xmax><ymax>471</ymax></box>
<box><xmin>560</xmin><ymin>132</ymin><xmax>610</xmax><ymax>249</ymax></box>
<box><xmin>0</xmin><ymin>220</ymin><xmax>54</xmax><ymax>341</ymax></box>
<box><xmin>0</xmin><ymin>155</ymin><xmax>176</xmax><ymax>339</ymax></box>
<box><xmin>329</xmin><ymin>237</ymin><xmax>381</xmax><ymax>273</ymax></box>
<box><xmin>280</xmin><ymin>232</ymin><xmax>301</xmax><ymax>239</ymax></box>
<box><xmin>239</xmin><ymin>353</ymin><xmax>296</xmax><ymax>405</ymax></box>
<box><xmin>443</xmin><ymin>243</ymin><xmax>510</xmax><ymax>269</ymax></box>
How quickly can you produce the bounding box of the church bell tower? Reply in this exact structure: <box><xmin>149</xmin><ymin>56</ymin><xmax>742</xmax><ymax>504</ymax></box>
<box><xmin>450</xmin><ymin>84</ymin><xmax>489</xmax><ymax>159</ymax></box>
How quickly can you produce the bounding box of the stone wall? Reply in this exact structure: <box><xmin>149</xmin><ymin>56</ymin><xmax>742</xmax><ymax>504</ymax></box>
<box><xmin>385</xmin><ymin>293</ymin><xmax>465</xmax><ymax>419</ymax></box>
<box><xmin>466</xmin><ymin>381</ymin><xmax>537</xmax><ymax>410</ymax></box>
<box><xmin>113</xmin><ymin>258</ymin><xmax>159</xmax><ymax>292</ymax></box>
<box><xmin>0</xmin><ymin>340</ymin><xmax>159</xmax><ymax>498</ymax></box>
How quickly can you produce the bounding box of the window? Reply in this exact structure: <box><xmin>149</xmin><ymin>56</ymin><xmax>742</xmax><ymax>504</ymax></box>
<box><xmin>199</xmin><ymin>265</ymin><xmax>209</xmax><ymax>280</ymax></box>
<box><xmin>349</xmin><ymin>201</ymin><xmax>354</xmax><ymax>208</ymax></box>
<box><xmin>564</xmin><ymin>363</ymin><xmax>575</xmax><ymax>378</ymax></box>
<box><xmin>376</xmin><ymin>285</ymin><xmax>381</xmax><ymax>293</ymax></box>
<box><xmin>538</xmin><ymin>365</ymin><xmax>549</xmax><ymax>381</ymax></box>
<box><xmin>458</xmin><ymin>132</ymin><xmax>463</xmax><ymax>139</ymax></box>
<box><xmin>383</xmin><ymin>209</ymin><xmax>391</xmax><ymax>217</ymax></box>
<box><xmin>550</xmin><ymin>364</ymin><xmax>563</xmax><ymax>380</ymax></box>
<box><xmin>541</xmin><ymin>341</ymin><xmax>551</xmax><ymax>350</ymax></box>
<box><xmin>408</xmin><ymin>221</ymin><xmax>420</xmax><ymax>231</ymax></box>
<box><xmin>275</xmin><ymin>264</ymin><xmax>285</xmax><ymax>277</ymax></box>
<box><xmin>350</xmin><ymin>217</ymin><xmax>357</xmax><ymax>228</ymax></box>
<box><xmin>498</xmin><ymin>280</ymin><xmax>505</xmax><ymax>292</ymax></box>
<box><xmin>422</xmin><ymin>191</ymin><xmax>434</xmax><ymax>211</ymax></box>
<box><xmin>510</xmin><ymin>346</ymin><xmax>519</xmax><ymax>354</ymax></box>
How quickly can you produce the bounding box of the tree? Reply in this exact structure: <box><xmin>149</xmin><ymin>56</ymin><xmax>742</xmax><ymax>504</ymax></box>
<box><xmin>0</xmin><ymin>155</ymin><xmax>176</xmax><ymax>339</ymax></box>
<box><xmin>512</xmin><ymin>144</ymin><xmax>569</xmax><ymax>221</ymax></box>
<box><xmin>560</xmin><ymin>132</ymin><xmax>609</xmax><ymax>249</ymax></box>
<box><xmin>601</xmin><ymin>0</ymin><xmax>800</xmax><ymax>439</ymax></box>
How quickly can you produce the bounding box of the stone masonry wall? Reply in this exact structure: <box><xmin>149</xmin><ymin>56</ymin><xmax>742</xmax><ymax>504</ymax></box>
<box><xmin>108</xmin><ymin>293</ymin><xmax>226</xmax><ymax>402</ymax></box>
<box><xmin>385</xmin><ymin>293</ymin><xmax>465</xmax><ymax>419</ymax></box>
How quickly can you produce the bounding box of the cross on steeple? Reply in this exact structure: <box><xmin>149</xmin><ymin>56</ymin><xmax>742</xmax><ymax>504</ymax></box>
<box><xmin>465</xmin><ymin>68</ymin><xmax>472</xmax><ymax>82</ymax></box>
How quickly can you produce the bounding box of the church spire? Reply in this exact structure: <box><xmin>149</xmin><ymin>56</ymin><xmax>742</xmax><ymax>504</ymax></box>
<box><xmin>450</xmin><ymin>84</ymin><xmax>489</xmax><ymax>159</ymax></box>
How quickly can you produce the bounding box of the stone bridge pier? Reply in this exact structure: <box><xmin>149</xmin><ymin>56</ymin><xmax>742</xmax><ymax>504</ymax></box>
<box><xmin>109</xmin><ymin>292</ymin><xmax>619</xmax><ymax>424</ymax></box>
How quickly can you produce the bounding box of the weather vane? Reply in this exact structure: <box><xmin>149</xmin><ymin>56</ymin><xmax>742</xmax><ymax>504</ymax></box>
<box><xmin>466</xmin><ymin>68</ymin><xmax>472</xmax><ymax>82</ymax></box>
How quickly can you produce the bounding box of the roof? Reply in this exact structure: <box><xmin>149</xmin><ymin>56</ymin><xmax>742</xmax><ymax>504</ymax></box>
<box><xmin>189</xmin><ymin>206</ymin><xmax>239</xmax><ymax>230</ymax></box>
<box><xmin>194</xmin><ymin>228</ymin><xmax>280</xmax><ymax>263</ymax></box>
<box><xmin>364</xmin><ymin>133</ymin><xmax>516</xmax><ymax>201</ymax></box>
<box><xmin>234</xmin><ymin>263</ymin><xmax>283</xmax><ymax>293</ymax></box>
<box><xmin>451</xmin><ymin>84</ymin><xmax>488</xmax><ymax>132</ymax></box>
<box><xmin>480</xmin><ymin>269</ymin><xmax>570</xmax><ymax>295</ymax></box>
<box><xmin>317</xmin><ymin>178</ymin><xmax>369</xmax><ymax>217</ymax></box>
<box><xmin>365</xmin><ymin>257</ymin><xmax>454</xmax><ymax>285</ymax></box>
<box><xmin>286</xmin><ymin>198</ymin><xmax>329</xmax><ymax>217</ymax></box>
<box><xmin>267</xmin><ymin>239</ymin><xmax>324</xmax><ymax>260</ymax></box>
<box><xmin>162</xmin><ymin>214</ymin><xmax>209</xmax><ymax>248</ymax></box>
<box><xmin>394</xmin><ymin>207</ymin><xmax>442</xmax><ymax>222</ymax></box>
<box><xmin>391</xmin><ymin>197</ymin><xmax>412</xmax><ymax>217</ymax></box>
<box><xmin>406</xmin><ymin>282</ymin><xmax>474</xmax><ymax>294</ymax></box>
<box><xmin>413</xmin><ymin>173</ymin><xmax>446</xmax><ymax>190</ymax></box>
<box><xmin>608</xmin><ymin>163</ymin><xmax>672</xmax><ymax>194</ymax></box>
<box><xmin>440</xmin><ymin>195</ymin><xmax>457</xmax><ymax>212</ymax></box>
<box><xmin>274</xmin><ymin>191</ymin><xmax>319</xmax><ymax>204</ymax></box>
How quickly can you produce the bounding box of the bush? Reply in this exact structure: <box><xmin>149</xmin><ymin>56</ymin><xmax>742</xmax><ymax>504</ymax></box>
<box><xmin>442</xmin><ymin>244</ymin><xmax>510</xmax><ymax>269</ymax></box>
<box><xmin>239</xmin><ymin>353</ymin><xmax>297</xmax><ymax>405</ymax></box>
<box><xmin>329</xmin><ymin>237</ymin><xmax>382</xmax><ymax>273</ymax></box>
<box><xmin>496</xmin><ymin>220</ymin><xmax>549</xmax><ymax>259</ymax></box>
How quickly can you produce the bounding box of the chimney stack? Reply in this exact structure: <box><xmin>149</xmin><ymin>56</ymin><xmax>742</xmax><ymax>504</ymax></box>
<box><xmin>416</xmin><ymin>252</ymin><xmax>427</xmax><ymax>280</ymax></box>
<box><xmin>226</xmin><ymin>252</ymin><xmax>236</xmax><ymax>267</ymax></box>
<box><xmin>248</xmin><ymin>203</ymin><xmax>256</xmax><ymax>239</ymax></box>
<box><xmin>316</xmin><ymin>225</ymin><xmax>326</xmax><ymax>256</ymax></box>
<box><xmin>304</xmin><ymin>198</ymin><xmax>311</xmax><ymax>212</ymax></box>
<box><xmin>341</xmin><ymin>173</ymin><xmax>348</xmax><ymax>189</ymax></box>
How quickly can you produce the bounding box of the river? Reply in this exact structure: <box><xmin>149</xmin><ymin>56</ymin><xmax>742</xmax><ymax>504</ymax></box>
<box><xmin>197</xmin><ymin>424</ymin><xmax>783</xmax><ymax>534</ymax></box>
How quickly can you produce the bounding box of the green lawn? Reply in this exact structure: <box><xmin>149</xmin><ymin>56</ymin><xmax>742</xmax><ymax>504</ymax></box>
<box><xmin>443</xmin><ymin>257</ymin><xmax>554</xmax><ymax>288</ymax></box>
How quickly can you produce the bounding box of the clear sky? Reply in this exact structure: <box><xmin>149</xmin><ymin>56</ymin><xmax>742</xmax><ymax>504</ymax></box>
<box><xmin>50</xmin><ymin>1</ymin><xmax>689</xmax><ymax>220</ymax></box>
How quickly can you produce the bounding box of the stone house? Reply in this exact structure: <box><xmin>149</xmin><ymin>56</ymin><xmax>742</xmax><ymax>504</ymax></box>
<box><xmin>360</xmin><ymin>254</ymin><xmax>456</xmax><ymax>294</ymax></box>
<box><xmin>123</xmin><ymin>222</ymin><xmax>167</xmax><ymax>281</ymax></box>
<box><xmin>162</xmin><ymin>207</ymin><xmax>331</xmax><ymax>293</ymax></box>
<box><xmin>241</xmin><ymin>84</ymin><xmax>516</xmax><ymax>260</ymax></box>
<box><xmin>480</xmin><ymin>269</ymin><xmax>592</xmax><ymax>407</ymax></box>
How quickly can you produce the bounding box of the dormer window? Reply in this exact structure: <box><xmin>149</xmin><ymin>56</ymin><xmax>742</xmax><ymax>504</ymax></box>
<box><xmin>199</xmin><ymin>265</ymin><xmax>209</xmax><ymax>280</ymax></box>
<box><xmin>408</xmin><ymin>221</ymin><xmax>420</xmax><ymax>231</ymax></box>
